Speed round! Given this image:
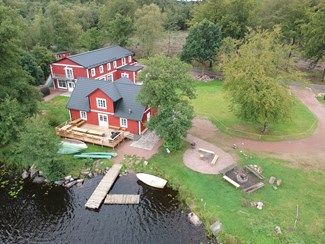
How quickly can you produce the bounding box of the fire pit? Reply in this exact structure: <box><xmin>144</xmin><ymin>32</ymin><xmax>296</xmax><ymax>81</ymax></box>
<box><xmin>236</xmin><ymin>172</ymin><xmax>248</xmax><ymax>183</ymax></box>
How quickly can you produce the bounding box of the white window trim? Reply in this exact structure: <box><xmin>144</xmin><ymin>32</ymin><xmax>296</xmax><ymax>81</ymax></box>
<box><xmin>57</xmin><ymin>80</ymin><xmax>67</xmax><ymax>88</ymax></box>
<box><xmin>65</xmin><ymin>67</ymin><xmax>74</xmax><ymax>79</ymax></box>
<box><xmin>128</xmin><ymin>56</ymin><xmax>132</xmax><ymax>63</ymax></box>
<box><xmin>99</xmin><ymin>65</ymin><xmax>104</xmax><ymax>74</ymax></box>
<box><xmin>122</xmin><ymin>58</ymin><xmax>126</xmax><ymax>66</ymax></box>
<box><xmin>121</xmin><ymin>72</ymin><xmax>129</xmax><ymax>78</ymax></box>
<box><xmin>113</xmin><ymin>61</ymin><xmax>117</xmax><ymax>68</ymax></box>
<box><xmin>96</xmin><ymin>98</ymin><xmax>107</xmax><ymax>109</ymax></box>
<box><xmin>107</xmin><ymin>73</ymin><xmax>114</xmax><ymax>82</ymax></box>
<box><xmin>91</xmin><ymin>68</ymin><xmax>96</xmax><ymax>77</ymax></box>
<box><xmin>107</xmin><ymin>63</ymin><xmax>111</xmax><ymax>70</ymax></box>
<box><xmin>120</xmin><ymin>118</ymin><xmax>128</xmax><ymax>128</ymax></box>
<box><xmin>80</xmin><ymin>111</ymin><xmax>87</xmax><ymax>120</ymax></box>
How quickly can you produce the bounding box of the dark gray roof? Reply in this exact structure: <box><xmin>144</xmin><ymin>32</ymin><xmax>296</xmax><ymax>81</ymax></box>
<box><xmin>66</xmin><ymin>77</ymin><xmax>145</xmax><ymax>121</ymax></box>
<box><xmin>117</xmin><ymin>65</ymin><xmax>143</xmax><ymax>72</ymax></box>
<box><xmin>68</xmin><ymin>46</ymin><xmax>133</xmax><ymax>69</ymax></box>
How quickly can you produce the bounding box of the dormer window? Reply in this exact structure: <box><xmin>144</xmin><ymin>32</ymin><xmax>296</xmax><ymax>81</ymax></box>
<box><xmin>65</xmin><ymin>68</ymin><xmax>73</xmax><ymax>79</ymax></box>
<box><xmin>128</xmin><ymin>56</ymin><xmax>132</xmax><ymax>63</ymax></box>
<box><xmin>113</xmin><ymin>61</ymin><xmax>117</xmax><ymax>68</ymax></box>
<box><xmin>91</xmin><ymin>68</ymin><xmax>96</xmax><ymax>77</ymax></box>
<box><xmin>122</xmin><ymin>58</ymin><xmax>126</xmax><ymax>66</ymax></box>
<box><xmin>107</xmin><ymin>63</ymin><xmax>111</xmax><ymax>70</ymax></box>
<box><xmin>96</xmin><ymin>98</ymin><xmax>107</xmax><ymax>109</ymax></box>
<box><xmin>99</xmin><ymin>65</ymin><xmax>104</xmax><ymax>74</ymax></box>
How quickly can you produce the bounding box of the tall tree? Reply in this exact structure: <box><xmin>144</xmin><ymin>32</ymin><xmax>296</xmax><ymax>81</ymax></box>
<box><xmin>301</xmin><ymin>1</ymin><xmax>325</xmax><ymax>80</ymax></box>
<box><xmin>222</xmin><ymin>29</ymin><xmax>298</xmax><ymax>132</ymax></box>
<box><xmin>135</xmin><ymin>4</ymin><xmax>165</xmax><ymax>57</ymax></box>
<box><xmin>106</xmin><ymin>14</ymin><xmax>134</xmax><ymax>46</ymax></box>
<box><xmin>191</xmin><ymin>0</ymin><xmax>257</xmax><ymax>39</ymax></box>
<box><xmin>137</xmin><ymin>55</ymin><xmax>195</xmax><ymax>150</ymax></box>
<box><xmin>0</xmin><ymin>3</ymin><xmax>40</xmax><ymax>119</ymax></box>
<box><xmin>13</xmin><ymin>117</ymin><xmax>67</xmax><ymax>181</ymax></box>
<box><xmin>180</xmin><ymin>19</ymin><xmax>221</xmax><ymax>67</ymax></box>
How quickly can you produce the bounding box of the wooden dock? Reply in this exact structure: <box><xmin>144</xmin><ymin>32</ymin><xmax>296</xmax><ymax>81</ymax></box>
<box><xmin>85</xmin><ymin>164</ymin><xmax>122</xmax><ymax>210</ymax></box>
<box><xmin>104</xmin><ymin>194</ymin><xmax>140</xmax><ymax>205</ymax></box>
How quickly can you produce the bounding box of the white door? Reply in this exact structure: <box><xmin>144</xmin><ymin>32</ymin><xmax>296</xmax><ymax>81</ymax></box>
<box><xmin>98</xmin><ymin>114</ymin><xmax>108</xmax><ymax>127</ymax></box>
<box><xmin>67</xmin><ymin>81</ymin><xmax>75</xmax><ymax>92</ymax></box>
<box><xmin>147</xmin><ymin>112</ymin><xmax>151</xmax><ymax>121</ymax></box>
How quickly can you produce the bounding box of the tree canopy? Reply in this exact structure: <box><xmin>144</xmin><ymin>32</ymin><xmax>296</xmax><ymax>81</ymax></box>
<box><xmin>301</xmin><ymin>1</ymin><xmax>325</xmax><ymax>79</ymax></box>
<box><xmin>180</xmin><ymin>19</ymin><xmax>221</xmax><ymax>66</ymax></box>
<box><xmin>222</xmin><ymin>29</ymin><xmax>298</xmax><ymax>132</ymax></box>
<box><xmin>137</xmin><ymin>55</ymin><xmax>195</xmax><ymax>150</ymax></box>
<box><xmin>135</xmin><ymin>4</ymin><xmax>165</xmax><ymax>57</ymax></box>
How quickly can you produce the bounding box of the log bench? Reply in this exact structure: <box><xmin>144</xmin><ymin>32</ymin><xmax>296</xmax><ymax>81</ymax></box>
<box><xmin>210</xmin><ymin>154</ymin><xmax>219</xmax><ymax>165</ymax></box>
<box><xmin>198</xmin><ymin>148</ymin><xmax>215</xmax><ymax>155</ymax></box>
<box><xmin>223</xmin><ymin>175</ymin><xmax>240</xmax><ymax>188</ymax></box>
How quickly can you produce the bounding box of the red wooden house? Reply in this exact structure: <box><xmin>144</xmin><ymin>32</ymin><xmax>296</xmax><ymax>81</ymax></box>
<box><xmin>66</xmin><ymin>77</ymin><xmax>151</xmax><ymax>135</ymax></box>
<box><xmin>50</xmin><ymin>46</ymin><xmax>143</xmax><ymax>92</ymax></box>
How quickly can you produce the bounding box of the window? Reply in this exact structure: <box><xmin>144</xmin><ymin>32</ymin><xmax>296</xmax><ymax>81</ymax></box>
<box><xmin>107</xmin><ymin>74</ymin><xmax>113</xmax><ymax>82</ymax></box>
<box><xmin>99</xmin><ymin>65</ymin><xmax>104</xmax><ymax>74</ymax></box>
<box><xmin>65</xmin><ymin>68</ymin><xmax>73</xmax><ymax>79</ymax></box>
<box><xmin>121</xmin><ymin>73</ymin><xmax>129</xmax><ymax>78</ymax></box>
<box><xmin>128</xmin><ymin>56</ymin><xmax>132</xmax><ymax>63</ymax></box>
<box><xmin>96</xmin><ymin>98</ymin><xmax>107</xmax><ymax>109</ymax></box>
<box><xmin>120</xmin><ymin>118</ymin><xmax>127</xmax><ymax>128</ymax></box>
<box><xmin>122</xmin><ymin>58</ymin><xmax>126</xmax><ymax>66</ymax></box>
<box><xmin>80</xmin><ymin>111</ymin><xmax>87</xmax><ymax>120</ymax></box>
<box><xmin>107</xmin><ymin>63</ymin><xmax>111</xmax><ymax>70</ymax></box>
<box><xmin>113</xmin><ymin>61</ymin><xmax>117</xmax><ymax>68</ymax></box>
<box><xmin>91</xmin><ymin>68</ymin><xmax>96</xmax><ymax>77</ymax></box>
<box><xmin>58</xmin><ymin>80</ymin><xmax>67</xmax><ymax>88</ymax></box>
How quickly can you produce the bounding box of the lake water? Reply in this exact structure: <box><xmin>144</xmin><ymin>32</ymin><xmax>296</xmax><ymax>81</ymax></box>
<box><xmin>0</xmin><ymin>169</ymin><xmax>213</xmax><ymax>244</ymax></box>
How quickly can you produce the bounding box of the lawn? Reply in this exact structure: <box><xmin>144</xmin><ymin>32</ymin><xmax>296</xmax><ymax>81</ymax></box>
<box><xmin>38</xmin><ymin>96</ymin><xmax>70</xmax><ymax>126</ymax></box>
<box><xmin>317</xmin><ymin>96</ymin><xmax>325</xmax><ymax>105</ymax></box>
<box><xmin>131</xmin><ymin>145</ymin><xmax>325</xmax><ymax>243</ymax></box>
<box><xmin>192</xmin><ymin>80</ymin><xmax>317</xmax><ymax>141</ymax></box>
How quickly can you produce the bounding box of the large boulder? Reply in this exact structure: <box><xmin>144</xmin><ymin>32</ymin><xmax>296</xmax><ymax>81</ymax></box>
<box><xmin>210</xmin><ymin>220</ymin><xmax>222</xmax><ymax>236</ymax></box>
<box><xmin>29</xmin><ymin>164</ymin><xmax>38</xmax><ymax>179</ymax></box>
<box><xmin>33</xmin><ymin>176</ymin><xmax>45</xmax><ymax>184</ymax></box>
<box><xmin>188</xmin><ymin>212</ymin><xmax>202</xmax><ymax>226</ymax></box>
<box><xmin>21</xmin><ymin>171</ymin><xmax>29</xmax><ymax>179</ymax></box>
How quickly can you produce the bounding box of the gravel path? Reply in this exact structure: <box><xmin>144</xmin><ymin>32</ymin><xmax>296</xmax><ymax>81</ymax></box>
<box><xmin>189</xmin><ymin>86</ymin><xmax>325</xmax><ymax>169</ymax></box>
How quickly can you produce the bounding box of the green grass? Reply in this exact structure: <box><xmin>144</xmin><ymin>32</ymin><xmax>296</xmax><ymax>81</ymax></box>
<box><xmin>317</xmin><ymin>96</ymin><xmax>325</xmax><ymax>105</ymax></box>
<box><xmin>38</xmin><ymin>96</ymin><xmax>70</xmax><ymax>126</ymax></box>
<box><xmin>192</xmin><ymin>80</ymin><xmax>317</xmax><ymax>141</ymax></box>
<box><xmin>131</xmin><ymin>144</ymin><xmax>325</xmax><ymax>243</ymax></box>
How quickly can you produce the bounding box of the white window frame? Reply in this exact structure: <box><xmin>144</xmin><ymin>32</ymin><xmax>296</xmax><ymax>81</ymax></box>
<box><xmin>120</xmin><ymin>118</ymin><xmax>128</xmax><ymax>128</ymax></box>
<box><xmin>65</xmin><ymin>68</ymin><xmax>74</xmax><ymax>79</ymax></box>
<box><xmin>128</xmin><ymin>56</ymin><xmax>132</xmax><ymax>63</ymax></box>
<box><xmin>121</xmin><ymin>73</ymin><xmax>129</xmax><ymax>78</ymax></box>
<box><xmin>107</xmin><ymin>74</ymin><xmax>114</xmax><ymax>82</ymax></box>
<box><xmin>91</xmin><ymin>68</ymin><xmax>96</xmax><ymax>77</ymax></box>
<box><xmin>57</xmin><ymin>80</ymin><xmax>67</xmax><ymax>88</ymax></box>
<box><xmin>96</xmin><ymin>98</ymin><xmax>107</xmax><ymax>109</ymax></box>
<box><xmin>107</xmin><ymin>63</ymin><xmax>111</xmax><ymax>70</ymax></box>
<box><xmin>80</xmin><ymin>111</ymin><xmax>87</xmax><ymax>120</ymax></box>
<box><xmin>113</xmin><ymin>61</ymin><xmax>117</xmax><ymax>68</ymax></box>
<box><xmin>122</xmin><ymin>57</ymin><xmax>126</xmax><ymax>66</ymax></box>
<box><xmin>99</xmin><ymin>65</ymin><xmax>104</xmax><ymax>74</ymax></box>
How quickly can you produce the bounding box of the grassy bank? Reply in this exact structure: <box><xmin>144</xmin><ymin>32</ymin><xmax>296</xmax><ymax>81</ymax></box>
<box><xmin>39</xmin><ymin>96</ymin><xmax>70</xmax><ymax>126</ymax></box>
<box><xmin>192</xmin><ymin>80</ymin><xmax>317</xmax><ymax>141</ymax></box>
<box><xmin>130</xmin><ymin>144</ymin><xmax>325</xmax><ymax>243</ymax></box>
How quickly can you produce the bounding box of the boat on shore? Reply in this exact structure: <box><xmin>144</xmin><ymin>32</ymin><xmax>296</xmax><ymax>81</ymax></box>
<box><xmin>136</xmin><ymin>173</ymin><xmax>167</xmax><ymax>189</ymax></box>
<box><xmin>58</xmin><ymin>139</ymin><xmax>88</xmax><ymax>154</ymax></box>
<box><xmin>73</xmin><ymin>152</ymin><xmax>118</xmax><ymax>159</ymax></box>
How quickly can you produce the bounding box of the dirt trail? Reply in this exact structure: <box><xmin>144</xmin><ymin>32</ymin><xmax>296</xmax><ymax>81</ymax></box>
<box><xmin>190</xmin><ymin>86</ymin><xmax>325</xmax><ymax>169</ymax></box>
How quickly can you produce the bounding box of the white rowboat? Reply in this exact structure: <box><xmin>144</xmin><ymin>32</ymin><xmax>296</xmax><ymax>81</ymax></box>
<box><xmin>136</xmin><ymin>173</ymin><xmax>167</xmax><ymax>189</ymax></box>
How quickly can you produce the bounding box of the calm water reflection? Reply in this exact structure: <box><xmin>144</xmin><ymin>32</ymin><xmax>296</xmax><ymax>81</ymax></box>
<box><xmin>0</xmin><ymin>170</ymin><xmax>213</xmax><ymax>244</ymax></box>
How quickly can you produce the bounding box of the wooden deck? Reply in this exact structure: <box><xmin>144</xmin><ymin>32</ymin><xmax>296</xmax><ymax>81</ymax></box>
<box><xmin>56</xmin><ymin>121</ymin><xmax>125</xmax><ymax>148</ymax></box>
<box><xmin>85</xmin><ymin>164</ymin><xmax>122</xmax><ymax>210</ymax></box>
<box><xmin>104</xmin><ymin>194</ymin><xmax>140</xmax><ymax>205</ymax></box>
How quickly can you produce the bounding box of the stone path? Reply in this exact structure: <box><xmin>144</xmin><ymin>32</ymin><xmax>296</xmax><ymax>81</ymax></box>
<box><xmin>130</xmin><ymin>131</ymin><xmax>160</xmax><ymax>150</ymax></box>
